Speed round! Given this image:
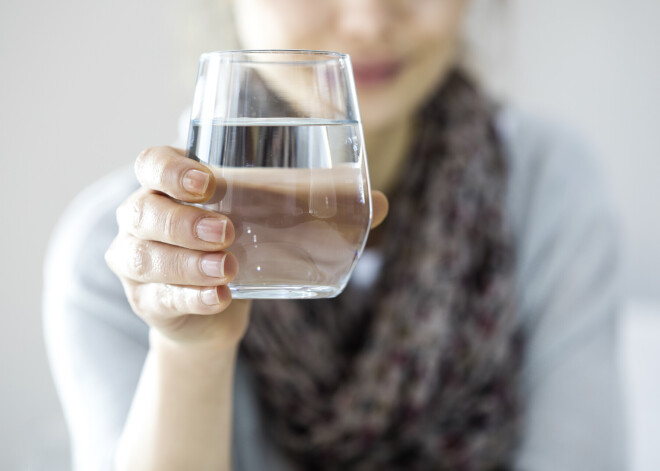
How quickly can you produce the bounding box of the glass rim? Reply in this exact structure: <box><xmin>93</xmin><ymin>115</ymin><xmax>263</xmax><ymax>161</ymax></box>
<box><xmin>199</xmin><ymin>49</ymin><xmax>350</xmax><ymax>65</ymax></box>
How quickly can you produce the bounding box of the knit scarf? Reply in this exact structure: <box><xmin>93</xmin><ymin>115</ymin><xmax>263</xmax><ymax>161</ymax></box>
<box><xmin>241</xmin><ymin>70</ymin><xmax>523</xmax><ymax>470</ymax></box>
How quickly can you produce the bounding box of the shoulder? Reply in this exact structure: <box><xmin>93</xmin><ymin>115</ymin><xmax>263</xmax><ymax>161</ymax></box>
<box><xmin>44</xmin><ymin>165</ymin><xmax>140</xmax><ymax>331</ymax></box>
<box><xmin>43</xmin><ymin>167</ymin><xmax>149</xmax><ymax>468</ymax></box>
<box><xmin>495</xmin><ymin>106</ymin><xmax>622</xmax><ymax>328</ymax></box>
<box><xmin>496</xmin><ymin>106</ymin><xmax>618</xmax><ymax>241</ymax></box>
<box><xmin>46</xmin><ymin>165</ymin><xmax>136</xmax><ymax>280</ymax></box>
<box><xmin>495</xmin><ymin>105</ymin><xmax>621</xmax><ymax>268</ymax></box>
<box><xmin>496</xmin><ymin>105</ymin><xmax>598</xmax><ymax>171</ymax></box>
<box><xmin>51</xmin><ymin>164</ymin><xmax>136</xmax><ymax>243</ymax></box>
<box><xmin>496</xmin><ymin>110</ymin><xmax>626</xmax><ymax>471</ymax></box>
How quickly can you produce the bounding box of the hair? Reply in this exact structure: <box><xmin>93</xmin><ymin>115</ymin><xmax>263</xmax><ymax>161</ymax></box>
<box><xmin>169</xmin><ymin>0</ymin><xmax>512</xmax><ymax>100</ymax></box>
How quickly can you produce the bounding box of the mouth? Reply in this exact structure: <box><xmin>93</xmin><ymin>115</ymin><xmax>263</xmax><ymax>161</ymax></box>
<box><xmin>351</xmin><ymin>59</ymin><xmax>404</xmax><ymax>88</ymax></box>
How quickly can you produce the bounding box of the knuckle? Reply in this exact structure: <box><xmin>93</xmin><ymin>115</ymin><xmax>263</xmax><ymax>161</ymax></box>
<box><xmin>135</xmin><ymin>147</ymin><xmax>157</xmax><ymax>176</ymax></box>
<box><xmin>161</xmin><ymin>155</ymin><xmax>181</xmax><ymax>187</ymax></box>
<box><xmin>168</xmin><ymin>250</ymin><xmax>185</xmax><ymax>281</ymax></box>
<box><xmin>180</xmin><ymin>287</ymin><xmax>198</xmax><ymax>313</ymax></box>
<box><xmin>151</xmin><ymin>284</ymin><xmax>219</xmax><ymax>317</ymax></box>
<box><xmin>158</xmin><ymin>284</ymin><xmax>177</xmax><ymax>312</ymax></box>
<box><xmin>135</xmin><ymin>147</ymin><xmax>173</xmax><ymax>191</ymax></box>
<box><xmin>130</xmin><ymin>194</ymin><xmax>147</xmax><ymax>231</ymax></box>
<box><xmin>162</xmin><ymin>205</ymin><xmax>182</xmax><ymax>241</ymax></box>
<box><xmin>160</xmin><ymin>284</ymin><xmax>197</xmax><ymax>315</ymax></box>
<box><xmin>130</xmin><ymin>239</ymin><xmax>152</xmax><ymax>279</ymax></box>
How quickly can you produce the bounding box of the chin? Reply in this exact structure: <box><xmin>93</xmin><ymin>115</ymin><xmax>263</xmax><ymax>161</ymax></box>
<box><xmin>356</xmin><ymin>68</ymin><xmax>436</xmax><ymax>132</ymax></box>
<box><xmin>359</xmin><ymin>105</ymin><xmax>399</xmax><ymax>133</ymax></box>
<box><xmin>357</xmin><ymin>82</ymin><xmax>417</xmax><ymax>132</ymax></box>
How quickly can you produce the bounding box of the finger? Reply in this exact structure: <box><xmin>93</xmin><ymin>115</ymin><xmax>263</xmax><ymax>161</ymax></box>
<box><xmin>371</xmin><ymin>190</ymin><xmax>389</xmax><ymax>229</ymax></box>
<box><xmin>105</xmin><ymin>234</ymin><xmax>239</xmax><ymax>286</ymax></box>
<box><xmin>134</xmin><ymin>146</ymin><xmax>216</xmax><ymax>203</ymax></box>
<box><xmin>117</xmin><ymin>188</ymin><xmax>235</xmax><ymax>251</ymax></box>
<box><xmin>122</xmin><ymin>280</ymin><xmax>233</xmax><ymax>319</ymax></box>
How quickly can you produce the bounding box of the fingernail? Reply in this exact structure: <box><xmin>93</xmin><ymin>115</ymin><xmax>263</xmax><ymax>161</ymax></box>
<box><xmin>183</xmin><ymin>169</ymin><xmax>210</xmax><ymax>195</ymax></box>
<box><xmin>201</xmin><ymin>254</ymin><xmax>226</xmax><ymax>278</ymax></box>
<box><xmin>196</xmin><ymin>218</ymin><xmax>227</xmax><ymax>243</ymax></box>
<box><xmin>201</xmin><ymin>287</ymin><xmax>220</xmax><ymax>306</ymax></box>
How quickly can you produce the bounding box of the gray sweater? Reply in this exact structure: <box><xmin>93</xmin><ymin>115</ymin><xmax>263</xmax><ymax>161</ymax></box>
<box><xmin>43</xmin><ymin>107</ymin><xmax>626</xmax><ymax>470</ymax></box>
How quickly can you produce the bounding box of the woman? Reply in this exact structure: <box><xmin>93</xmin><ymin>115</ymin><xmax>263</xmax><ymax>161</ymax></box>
<box><xmin>44</xmin><ymin>0</ymin><xmax>625</xmax><ymax>470</ymax></box>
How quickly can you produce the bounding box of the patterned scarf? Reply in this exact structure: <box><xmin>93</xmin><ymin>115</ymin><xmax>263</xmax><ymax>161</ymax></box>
<box><xmin>241</xmin><ymin>70</ymin><xmax>523</xmax><ymax>470</ymax></box>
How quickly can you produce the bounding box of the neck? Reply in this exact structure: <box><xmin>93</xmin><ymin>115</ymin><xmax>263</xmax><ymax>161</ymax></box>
<box><xmin>363</xmin><ymin>118</ymin><xmax>414</xmax><ymax>195</ymax></box>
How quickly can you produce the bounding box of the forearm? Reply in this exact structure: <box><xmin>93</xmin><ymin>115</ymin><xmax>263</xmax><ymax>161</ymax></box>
<box><xmin>115</xmin><ymin>331</ymin><xmax>238</xmax><ymax>471</ymax></box>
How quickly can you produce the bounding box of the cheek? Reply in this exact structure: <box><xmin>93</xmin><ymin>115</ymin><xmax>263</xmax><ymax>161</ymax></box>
<box><xmin>358</xmin><ymin>7</ymin><xmax>464</xmax><ymax>130</ymax></box>
<box><xmin>411</xmin><ymin>2</ymin><xmax>465</xmax><ymax>49</ymax></box>
<box><xmin>405</xmin><ymin>4</ymin><xmax>466</xmax><ymax>93</ymax></box>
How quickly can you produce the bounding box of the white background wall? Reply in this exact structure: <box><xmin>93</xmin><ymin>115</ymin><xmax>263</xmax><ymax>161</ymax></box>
<box><xmin>508</xmin><ymin>0</ymin><xmax>660</xmax><ymax>302</ymax></box>
<box><xmin>0</xmin><ymin>0</ymin><xmax>658</xmax><ymax>469</ymax></box>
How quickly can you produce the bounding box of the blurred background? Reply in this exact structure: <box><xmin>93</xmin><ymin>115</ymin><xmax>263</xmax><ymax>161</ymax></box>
<box><xmin>1</xmin><ymin>0</ymin><xmax>658</xmax><ymax>469</ymax></box>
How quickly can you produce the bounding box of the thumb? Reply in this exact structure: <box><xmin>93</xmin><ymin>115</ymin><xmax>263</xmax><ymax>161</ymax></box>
<box><xmin>371</xmin><ymin>190</ymin><xmax>389</xmax><ymax>229</ymax></box>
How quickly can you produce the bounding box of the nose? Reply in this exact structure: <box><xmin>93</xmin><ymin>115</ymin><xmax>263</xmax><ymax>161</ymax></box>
<box><xmin>336</xmin><ymin>0</ymin><xmax>395</xmax><ymax>43</ymax></box>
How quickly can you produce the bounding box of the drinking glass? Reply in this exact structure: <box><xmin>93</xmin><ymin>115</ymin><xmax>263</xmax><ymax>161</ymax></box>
<box><xmin>186</xmin><ymin>50</ymin><xmax>372</xmax><ymax>299</ymax></box>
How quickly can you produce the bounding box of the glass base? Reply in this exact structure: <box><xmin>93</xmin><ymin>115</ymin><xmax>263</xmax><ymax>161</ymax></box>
<box><xmin>229</xmin><ymin>284</ymin><xmax>340</xmax><ymax>299</ymax></box>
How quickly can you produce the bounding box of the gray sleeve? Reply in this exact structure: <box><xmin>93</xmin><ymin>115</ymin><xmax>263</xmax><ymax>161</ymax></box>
<box><xmin>499</xmin><ymin>110</ymin><xmax>627</xmax><ymax>471</ymax></box>
<box><xmin>43</xmin><ymin>166</ymin><xmax>148</xmax><ymax>471</ymax></box>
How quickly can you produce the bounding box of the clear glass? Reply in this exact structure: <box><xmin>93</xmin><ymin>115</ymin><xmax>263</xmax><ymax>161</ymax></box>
<box><xmin>186</xmin><ymin>50</ymin><xmax>372</xmax><ymax>299</ymax></box>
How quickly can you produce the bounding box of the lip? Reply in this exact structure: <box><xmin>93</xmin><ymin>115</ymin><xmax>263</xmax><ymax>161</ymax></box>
<box><xmin>351</xmin><ymin>59</ymin><xmax>404</xmax><ymax>88</ymax></box>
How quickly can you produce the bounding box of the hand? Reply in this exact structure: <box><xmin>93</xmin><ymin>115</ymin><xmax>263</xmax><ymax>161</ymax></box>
<box><xmin>105</xmin><ymin>146</ymin><xmax>389</xmax><ymax>351</ymax></box>
<box><xmin>105</xmin><ymin>146</ymin><xmax>249</xmax><ymax>350</ymax></box>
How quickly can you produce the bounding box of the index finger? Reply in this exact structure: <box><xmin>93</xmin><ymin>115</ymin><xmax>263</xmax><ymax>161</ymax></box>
<box><xmin>134</xmin><ymin>146</ymin><xmax>216</xmax><ymax>203</ymax></box>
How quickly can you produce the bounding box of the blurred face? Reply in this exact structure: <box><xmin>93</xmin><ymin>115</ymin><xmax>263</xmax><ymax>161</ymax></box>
<box><xmin>232</xmin><ymin>0</ymin><xmax>467</xmax><ymax>132</ymax></box>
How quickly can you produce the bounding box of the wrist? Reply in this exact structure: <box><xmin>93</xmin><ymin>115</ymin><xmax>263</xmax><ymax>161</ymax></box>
<box><xmin>149</xmin><ymin>299</ymin><xmax>252</xmax><ymax>360</ymax></box>
<box><xmin>150</xmin><ymin>328</ymin><xmax>239</xmax><ymax>369</ymax></box>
